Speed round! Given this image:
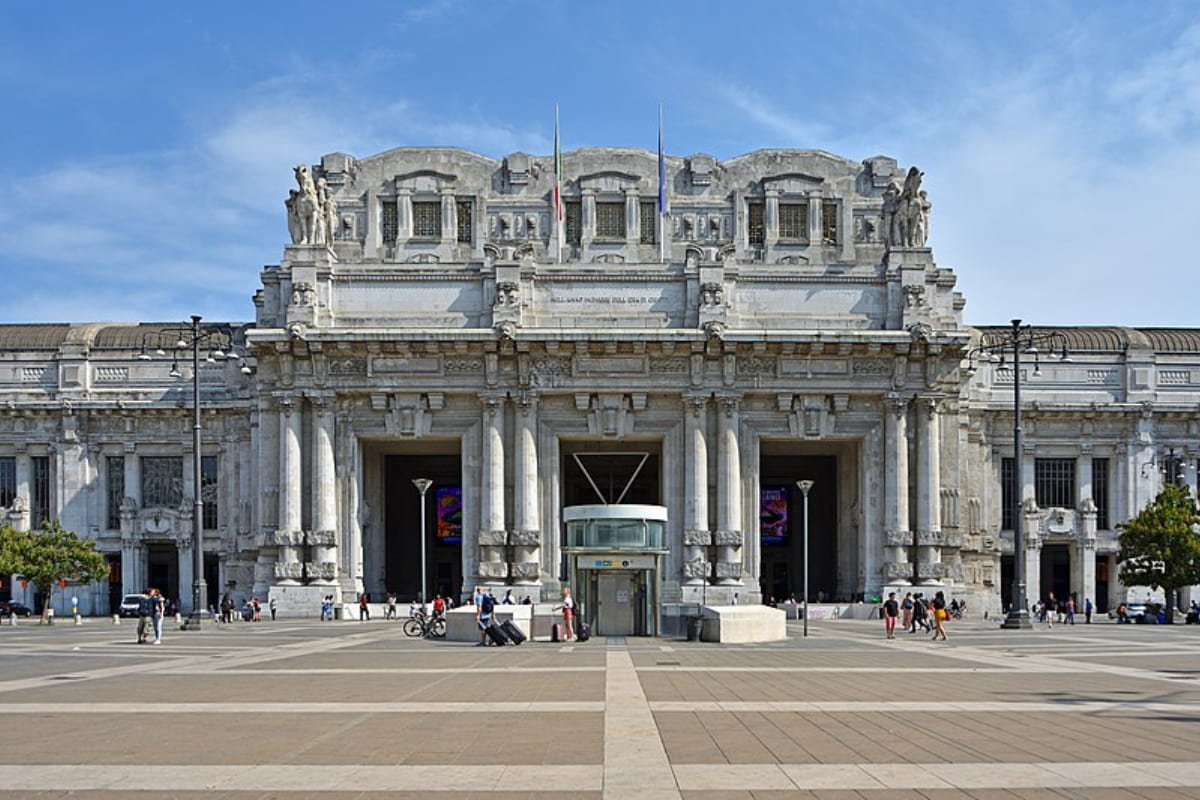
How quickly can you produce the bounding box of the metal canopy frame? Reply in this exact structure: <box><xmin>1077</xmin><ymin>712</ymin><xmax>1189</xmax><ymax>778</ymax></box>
<box><xmin>570</xmin><ymin>451</ymin><xmax>651</xmax><ymax>505</ymax></box>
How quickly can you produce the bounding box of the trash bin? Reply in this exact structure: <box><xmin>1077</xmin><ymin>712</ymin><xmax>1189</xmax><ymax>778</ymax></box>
<box><xmin>686</xmin><ymin>615</ymin><xmax>703</xmax><ymax>641</ymax></box>
<box><xmin>333</xmin><ymin>606</ymin><xmax>342</xmax><ymax>621</ymax></box>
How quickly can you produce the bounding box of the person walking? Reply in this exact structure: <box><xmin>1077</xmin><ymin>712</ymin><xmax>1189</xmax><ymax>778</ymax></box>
<box><xmin>269</xmin><ymin>596</ymin><xmax>278</xmax><ymax>622</ymax></box>
<box><xmin>136</xmin><ymin>588</ymin><xmax>153</xmax><ymax>644</ymax></box>
<box><xmin>475</xmin><ymin>586</ymin><xmax>495</xmax><ymax>646</ymax></box>
<box><xmin>911</xmin><ymin>594</ymin><xmax>931</xmax><ymax>634</ymax></box>
<box><xmin>252</xmin><ymin>597</ymin><xmax>262</xmax><ymax>622</ymax></box>
<box><xmin>358</xmin><ymin>592</ymin><xmax>370</xmax><ymax>622</ymax></box>
<box><xmin>1065</xmin><ymin>596</ymin><xmax>1075</xmax><ymax>626</ymax></box>
<box><xmin>150</xmin><ymin>588</ymin><xmax>165</xmax><ymax>645</ymax></box>
<box><xmin>901</xmin><ymin>592</ymin><xmax>914</xmax><ymax>632</ymax></box>
<box><xmin>1044</xmin><ymin>593</ymin><xmax>1056</xmax><ymax>628</ymax></box>
<box><xmin>1084</xmin><ymin>597</ymin><xmax>1094</xmax><ymax>624</ymax></box>
<box><xmin>555</xmin><ymin>587</ymin><xmax>577</xmax><ymax>642</ymax></box>
<box><xmin>930</xmin><ymin>590</ymin><xmax>948</xmax><ymax>641</ymax></box>
<box><xmin>883</xmin><ymin>592</ymin><xmax>899</xmax><ymax>639</ymax></box>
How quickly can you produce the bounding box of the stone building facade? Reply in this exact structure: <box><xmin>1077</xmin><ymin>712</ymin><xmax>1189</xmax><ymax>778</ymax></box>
<box><xmin>1</xmin><ymin>145</ymin><xmax>1197</xmax><ymax>629</ymax></box>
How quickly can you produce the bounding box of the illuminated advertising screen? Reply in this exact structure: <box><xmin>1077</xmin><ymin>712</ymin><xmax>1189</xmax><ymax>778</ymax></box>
<box><xmin>760</xmin><ymin>486</ymin><xmax>788</xmax><ymax>545</ymax></box>
<box><xmin>436</xmin><ymin>486</ymin><xmax>463</xmax><ymax>543</ymax></box>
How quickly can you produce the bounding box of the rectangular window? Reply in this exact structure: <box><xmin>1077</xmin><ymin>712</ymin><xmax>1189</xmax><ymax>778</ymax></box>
<box><xmin>141</xmin><ymin>456</ymin><xmax>183</xmax><ymax>509</ymax></box>
<box><xmin>455</xmin><ymin>200</ymin><xmax>473</xmax><ymax>243</ymax></box>
<box><xmin>106</xmin><ymin>456</ymin><xmax>124</xmax><ymax>530</ymax></box>
<box><xmin>381</xmin><ymin>200</ymin><xmax>398</xmax><ymax>245</ymax></box>
<box><xmin>1035</xmin><ymin>458</ymin><xmax>1075</xmax><ymax>509</ymax></box>
<box><xmin>565</xmin><ymin>201</ymin><xmax>582</xmax><ymax>245</ymax></box>
<box><xmin>411</xmin><ymin>201</ymin><xmax>441</xmax><ymax>238</ymax></box>
<box><xmin>821</xmin><ymin>201</ymin><xmax>838</xmax><ymax>244</ymax></box>
<box><xmin>778</xmin><ymin>203</ymin><xmax>808</xmax><ymax>241</ymax></box>
<box><xmin>1092</xmin><ymin>457</ymin><xmax>1110</xmax><ymax>530</ymax></box>
<box><xmin>0</xmin><ymin>457</ymin><xmax>14</xmax><ymax>508</ymax></box>
<box><xmin>595</xmin><ymin>202</ymin><xmax>625</xmax><ymax>240</ymax></box>
<box><xmin>201</xmin><ymin>455</ymin><xmax>218</xmax><ymax>530</ymax></box>
<box><xmin>1000</xmin><ymin>457</ymin><xmax>1015</xmax><ymax>531</ymax></box>
<box><xmin>747</xmin><ymin>202</ymin><xmax>765</xmax><ymax>246</ymax></box>
<box><xmin>639</xmin><ymin>201</ymin><xmax>656</xmax><ymax>244</ymax></box>
<box><xmin>31</xmin><ymin>455</ymin><xmax>50</xmax><ymax>529</ymax></box>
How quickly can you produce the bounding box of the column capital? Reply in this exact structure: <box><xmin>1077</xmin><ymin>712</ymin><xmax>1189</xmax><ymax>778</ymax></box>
<box><xmin>514</xmin><ymin>391</ymin><xmax>538</xmax><ymax>415</ymax></box>
<box><xmin>683</xmin><ymin>392</ymin><xmax>710</xmax><ymax>416</ymax></box>
<box><xmin>885</xmin><ymin>392</ymin><xmax>910</xmax><ymax>416</ymax></box>
<box><xmin>479</xmin><ymin>393</ymin><xmax>508</xmax><ymax>416</ymax></box>
<box><xmin>717</xmin><ymin>395</ymin><xmax>741</xmax><ymax>417</ymax></box>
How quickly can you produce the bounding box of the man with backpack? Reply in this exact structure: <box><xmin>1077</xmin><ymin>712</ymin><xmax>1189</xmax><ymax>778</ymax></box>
<box><xmin>136</xmin><ymin>589</ymin><xmax>154</xmax><ymax>644</ymax></box>
<box><xmin>475</xmin><ymin>586</ymin><xmax>495</xmax><ymax>646</ymax></box>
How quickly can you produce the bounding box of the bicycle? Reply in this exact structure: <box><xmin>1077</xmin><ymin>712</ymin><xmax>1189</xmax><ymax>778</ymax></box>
<box><xmin>403</xmin><ymin>608</ymin><xmax>446</xmax><ymax>639</ymax></box>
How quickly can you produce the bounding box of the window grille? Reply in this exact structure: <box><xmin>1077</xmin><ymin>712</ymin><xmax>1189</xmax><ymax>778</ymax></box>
<box><xmin>778</xmin><ymin>203</ymin><xmax>808</xmax><ymax>241</ymax></box>
<box><xmin>565</xmin><ymin>202</ymin><xmax>582</xmax><ymax>244</ymax></box>
<box><xmin>0</xmin><ymin>457</ymin><xmax>14</xmax><ymax>508</ymax></box>
<box><xmin>412</xmin><ymin>202</ymin><xmax>442</xmax><ymax>238</ymax></box>
<box><xmin>639</xmin><ymin>202</ymin><xmax>656</xmax><ymax>244</ymax></box>
<box><xmin>381</xmin><ymin>200</ymin><xmax>398</xmax><ymax>245</ymax></box>
<box><xmin>31</xmin><ymin>455</ymin><xmax>50</xmax><ymax>528</ymax></box>
<box><xmin>747</xmin><ymin>202</ymin><xmax>765</xmax><ymax>245</ymax></box>
<box><xmin>141</xmin><ymin>456</ymin><xmax>183</xmax><ymax>509</ymax></box>
<box><xmin>1035</xmin><ymin>458</ymin><xmax>1075</xmax><ymax>509</ymax></box>
<box><xmin>1092</xmin><ymin>458</ymin><xmax>1110</xmax><ymax>530</ymax></box>
<box><xmin>595</xmin><ymin>202</ymin><xmax>625</xmax><ymax>240</ymax></box>
<box><xmin>456</xmin><ymin>201</ymin><xmax>473</xmax><ymax>243</ymax></box>
<box><xmin>201</xmin><ymin>455</ymin><xmax>218</xmax><ymax>530</ymax></box>
<box><xmin>1000</xmin><ymin>457</ymin><xmax>1014</xmax><ymax>531</ymax></box>
<box><xmin>821</xmin><ymin>201</ymin><xmax>838</xmax><ymax>244</ymax></box>
<box><xmin>106</xmin><ymin>456</ymin><xmax>124</xmax><ymax>530</ymax></box>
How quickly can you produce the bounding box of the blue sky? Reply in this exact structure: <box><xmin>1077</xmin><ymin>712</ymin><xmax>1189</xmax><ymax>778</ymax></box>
<box><xmin>1</xmin><ymin>1</ymin><xmax>1197</xmax><ymax>326</ymax></box>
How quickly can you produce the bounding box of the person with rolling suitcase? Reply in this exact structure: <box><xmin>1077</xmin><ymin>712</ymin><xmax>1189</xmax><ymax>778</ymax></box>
<box><xmin>475</xmin><ymin>587</ymin><xmax>496</xmax><ymax>646</ymax></box>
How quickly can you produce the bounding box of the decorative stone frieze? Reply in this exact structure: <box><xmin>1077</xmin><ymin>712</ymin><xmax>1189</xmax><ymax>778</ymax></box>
<box><xmin>508</xmin><ymin>529</ymin><xmax>540</xmax><ymax>547</ymax></box>
<box><xmin>509</xmin><ymin>562</ymin><xmax>540</xmax><ymax>581</ymax></box>
<box><xmin>915</xmin><ymin>561</ymin><xmax>948</xmax><ymax>580</ymax></box>
<box><xmin>308</xmin><ymin>530</ymin><xmax>336</xmax><ymax>547</ymax></box>
<box><xmin>714</xmin><ymin>561</ymin><xmax>742</xmax><ymax>579</ymax></box>
<box><xmin>477</xmin><ymin>561</ymin><xmax>508</xmax><ymax>579</ymax></box>
<box><xmin>273</xmin><ymin>562</ymin><xmax>304</xmax><ymax>580</ymax></box>
<box><xmin>682</xmin><ymin>529</ymin><xmax>712</xmax><ymax>547</ymax></box>
<box><xmin>682</xmin><ymin>559</ymin><xmax>710</xmax><ymax>579</ymax></box>
<box><xmin>883</xmin><ymin>560</ymin><xmax>914</xmax><ymax>579</ymax></box>
<box><xmin>272</xmin><ymin>530</ymin><xmax>305</xmax><ymax>547</ymax></box>
<box><xmin>307</xmin><ymin>562</ymin><xmax>337</xmax><ymax>581</ymax></box>
<box><xmin>885</xmin><ymin>529</ymin><xmax>913</xmax><ymax>547</ymax></box>
<box><xmin>712</xmin><ymin>529</ymin><xmax>742</xmax><ymax>547</ymax></box>
<box><xmin>915</xmin><ymin>529</ymin><xmax>945</xmax><ymax>547</ymax></box>
<box><xmin>478</xmin><ymin>528</ymin><xmax>508</xmax><ymax>547</ymax></box>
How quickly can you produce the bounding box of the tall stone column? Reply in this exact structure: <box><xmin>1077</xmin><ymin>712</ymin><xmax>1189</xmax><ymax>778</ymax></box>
<box><xmin>883</xmin><ymin>394</ymin><xmax>912</xmax><ymax>584</ymax></box>
<box><xmin>1077</xmin><ymin>498</ymin><xmax>1098</xmax><ymax>608</ymax></box>
<box><xmin>683</xmin><ymin>394</ymin><xmax>711</xmax><ymax>585</ymax></box>
<box><xmin>120</xmin><ymin>535</ymin><xmax>137</xmax><ymax>595</ymax></box>
<box><xmin>714</xmin><ymin>396</ymin><xmax>743</xmax><ymax>585</ymax></box>
<box><xmin>310</xmin><ymin>396</ymin><xmax>338</xmax><ymax>585</ymax></box>
<box><xmin>177</xmin><ymin>538</ymin><xmax>194</xmax><ymax>613</ymax></box>
<box><xmin>477</xmin><ymin>394</ymin><xmax>508</xmax><ymax>583</ymax></box>
<box><xmin>915</xmin><ymin>397</ymin><xmax>943</xmax><ymax>584</ymax></box>
<box><xmin>275</xmin><ymin>396</ymin><xmax>303</xmax><ymax>584</ymax></box>
<box><xmin>1024</xmin><ymin>503</ymin><xmax>1042</xmax><ymax>610</ymax></box>
<box><xmin>511</xmin><ymin>393</ymin><xmax>541</xmax><ymax>586</ymax></box>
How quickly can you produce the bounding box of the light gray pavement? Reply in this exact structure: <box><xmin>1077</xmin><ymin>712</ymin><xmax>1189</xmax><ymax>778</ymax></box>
<box><xmin>0</xmin><ymin>616</ymin><xmax>1199</xmax><ymax>798</ymax></box>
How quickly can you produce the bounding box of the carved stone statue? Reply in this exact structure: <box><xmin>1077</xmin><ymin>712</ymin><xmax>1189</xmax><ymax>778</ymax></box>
<box><xmin>285</xmin><ymin>190</ymin><xmax>303</xmax><ymax>244</ymax></box>
<box><xmin>291</xmin><ymin>164</ymin><xmax>322</xmax><ymax>245</ymax></box>
<box><xmin>316</xmin><ymin>177</ymin><xmax>338</xmax><ymax>245</ymax></box>
<box><xmin>895</xmin><ymin>167</ymin><xmax>927</xmax><ymax>247</ymax></box>
<box><xmin>881</xmin><ymin>181</ymin><xmax>901</xmax><ymax>247</ymax></box>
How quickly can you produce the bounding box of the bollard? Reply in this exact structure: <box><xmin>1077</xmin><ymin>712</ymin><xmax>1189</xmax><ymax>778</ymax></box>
<box><xmin>112</xmin><ymin>614</ymin><xmax>120</xmax><ymax>625</ymax></box>
<box><xmin>74</xmin><ymin>614</ymin><xmax>82</xmax><ymax>626</ymax></box>
<box><xmin>8</xmin><ymin>612</ymin><xmax>16</xmax><ymax>626</ymax></box>
<box><xmin>46</xmin><ymin>608</ymin><xmax>55</xmax><ymax>626</ymax></box>
<box><xmin>174</xmin><ymin>612</ymin><xmax>182</xmax><ymax>626</ymax></box>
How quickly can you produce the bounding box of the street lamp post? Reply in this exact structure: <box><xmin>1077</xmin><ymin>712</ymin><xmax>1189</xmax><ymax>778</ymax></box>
<box><xmin>140</xmin><ymin>317</ymin><xmax>248</xmax><ymax>631</ymax></box>
<box><xmin>412</xmin><ymin>479</ymin><xmax>433</xmax><ymax>615</ymax></box>
<box><xmin>796</xmin><ymin>480</ymin><xmax>814</xmax><ymax>638</ymax></box>
<box><xmin>965</xmin><ymin>319</ymin><xmax>1068</xmax><ymax>630</ymax></box>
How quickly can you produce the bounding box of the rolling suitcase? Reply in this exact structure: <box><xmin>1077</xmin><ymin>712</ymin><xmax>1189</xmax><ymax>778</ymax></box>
<box><xmin>484</xmin><ymin>620</ymin><xmax>509</xmax><ymax>646</ymax></box>
<box><xmin>577</xmin><ymin>622</ymin><xmax>591</xmax><ymax>642</ymax></box>
<box><xmin>500</xmin><ymin>619</ymin><xmax>526</xmax><ymax>645</ymax></box>
<box><xmin>551</xmin><ymin>623</ymin><xmax>562</xmax><ymax>642</ymax></box>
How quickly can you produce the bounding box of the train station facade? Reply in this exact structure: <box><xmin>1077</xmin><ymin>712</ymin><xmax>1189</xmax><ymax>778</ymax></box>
<box><xmin>1</xmin><ymin>145</ymin><xmax>1197</xmax><ymax>631</ymax></box>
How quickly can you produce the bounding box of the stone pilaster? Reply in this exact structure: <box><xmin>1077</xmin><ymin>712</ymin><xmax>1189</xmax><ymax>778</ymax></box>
<box><xmin>1077</xmin><ymin>499</ymin><xmax>1098</xmax><ymax>609</ymax></box>
<box><xmin>683</xmin><ymin>393</ymin><xmax>711</xmax><ymax>583</ymax></box>
<box><xmin>275</xmin><ymin>395</ymin><xmax>303</xmax><ymax>584</ymax></box>
<box><xmin>1023</xmin><ymin>502</ymin><xmax>1042</xmax><ymax>608</ymax></box>
<box><xmin>478</xmin><ymin>393</ymin><xmax>508</xmax><ymax>582</ymax></box>
<box><xmin>511</xmin><ymin>393</ymin><xmax>540</xmax><ymax>584</ymax></box>
<box><xmin>177</xmin><ymin>537</ymin><xmax>194</xmax><ymax>613</ymax></box>
<box><xmin>883</xmin><ymin>394</ymin><xmax>912</xmax><ymax>582</ymax></box>
<box><xmin>715</xmin><ymin>396</ymin><xmax>742</xmax><ymax>584</ymax></box>
<box><xmin>310</xmin><ymin>396</ymin><xmax>338</xmax><ymax>584</ymax></box>
<box><xmin>915</xmin><ymin>397</ymin><xmax>943</xmax><ymax>583</ymax></box>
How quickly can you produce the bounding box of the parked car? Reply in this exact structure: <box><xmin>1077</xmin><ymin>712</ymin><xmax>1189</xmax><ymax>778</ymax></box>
<box><xmin>118</xmin><ymin>594</ymin><xmax>144</xmax><ymax>618</ymax></box>
<box><xmin>0</xmin><ymin>602</ymin><xmax>33</xmax><ymax>618</ymax></box>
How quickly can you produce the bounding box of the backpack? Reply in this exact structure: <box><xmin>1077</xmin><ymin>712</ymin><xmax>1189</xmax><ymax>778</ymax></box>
<box><xmin>480</xmin><ymin>594</ymin><xmax>495</xmax><ymax>614</ymax></box>
<box><xmin>138</xmin><ymin>596</ymin><xmax>155</xmax><ymax>617</ymax></box>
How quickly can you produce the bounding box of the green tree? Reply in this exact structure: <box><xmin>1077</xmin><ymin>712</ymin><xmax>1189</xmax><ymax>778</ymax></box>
<box><xmin>0</xmin><ymin>521</ymin><xmax>108</xmax><ymax>623</ymax></box>
<box><xmin>1118</xmin><ymin>483</ymin><xmax>1200</xmax><ymax>624</ymax></box>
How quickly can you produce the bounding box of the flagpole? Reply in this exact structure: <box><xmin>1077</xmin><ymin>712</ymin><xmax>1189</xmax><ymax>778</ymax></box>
<box><xmin>554</xmin><ymin>103</ymin><xmax>564</xmax><ymax>264</ymax></box>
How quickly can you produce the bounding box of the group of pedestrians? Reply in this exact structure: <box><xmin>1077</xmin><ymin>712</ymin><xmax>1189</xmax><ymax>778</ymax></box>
<box><xmin>1035</xmin><ymin>592</ymin><xmax>1089</xmax><ymax>626</ymax></box>
<box><xmin>135</xmin><ymin>588</ymin><xmax>165</xmax><ymax>645</ymax></box>
<box><xmin>883</xmin><ymin>590</ymin><xmax>951</xmax><ymax>641</ymax></box>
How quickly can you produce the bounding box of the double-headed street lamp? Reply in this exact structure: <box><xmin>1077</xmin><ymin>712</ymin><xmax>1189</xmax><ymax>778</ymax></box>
<box><xmin>140</xmin><ymin>316</ymin><xmax>249</xmax><ymax>630</ymax></box>
<box><xmin>796</xmin><ymin>479</ymin><xmax>814</xmax><ymax>638</ymax></box>
<box><xmin>964</xmin><ymin>319</ymin><xmax>1068</xmax><ymax>630</ymax></box>
<box><xmin>412</xmin><ymin>478</ymin><xmax>433</xmax><ymax>615</ymax></box>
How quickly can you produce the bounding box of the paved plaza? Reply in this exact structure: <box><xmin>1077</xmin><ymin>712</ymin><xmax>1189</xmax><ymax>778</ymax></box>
<box><xmin>1</xmin><ymin>617</ymin><xmax>1199</xmax><ymax>799</ymax></box>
